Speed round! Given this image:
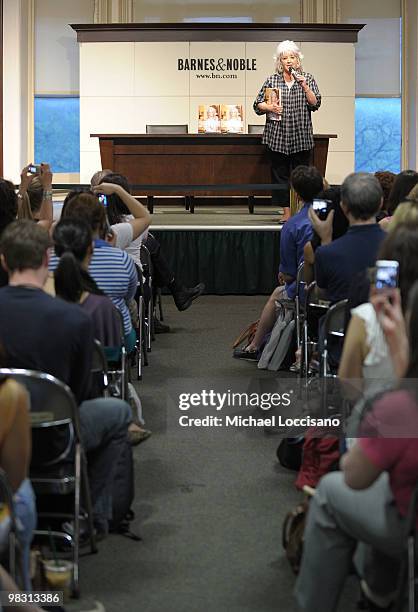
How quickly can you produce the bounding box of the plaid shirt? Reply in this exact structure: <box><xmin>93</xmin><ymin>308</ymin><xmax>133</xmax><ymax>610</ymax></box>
<box><xmin>253</xmin><ymin>72</ymin><xmax>321</xmax><ymax>155</ymax></box>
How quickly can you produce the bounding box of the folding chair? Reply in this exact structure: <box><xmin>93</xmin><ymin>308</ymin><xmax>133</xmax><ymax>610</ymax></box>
<box><xmin>295</xmin><ymin>262</ymin><xmax>306</xmax><ymax>354</ymax></box>
<box><xmin>299</xmin><ymin>281</ymin><xmax>330</xmax><ymax>387</ymax></box>
<box><xmin>0</xmin><ymin>368</ymin><xmax>97</xmax><ymax>598</ymax></box>
<box><xmin>320</xmin><ymin>299</ymin><xmax>348</xmax><ymax>378</ymax></box>
<box><xmin>91</xmin><ymin>339</ymin><xmax>109</xmax><ymax>397</ymax></box>
<box><xmin>319</xmin><ymin>299</ymin><xmax>348</xmax><ymax>417</ymax></box>
<box><xmin>106</xmin><ymin>312</ymin><xmax>128</xmax><ymax>401</ymax></box>
<box><xmin>140</xmin><ymin>243</ymin><xmax>154</xmax><ymax>352</ymax></box>
<box><xmin>0</xmin><ymin>468</ymin><xmax>22</xmax><ymax>587</ymax></box>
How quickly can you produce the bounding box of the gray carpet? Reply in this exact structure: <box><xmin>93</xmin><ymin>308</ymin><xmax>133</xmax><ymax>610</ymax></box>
<box><xmin>69</xmin><ymin>296</ymin><xmax>359</xmax><ymax>612</ymax></box>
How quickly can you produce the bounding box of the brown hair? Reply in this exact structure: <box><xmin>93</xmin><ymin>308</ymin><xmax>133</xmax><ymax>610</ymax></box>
<box><xmin>0</xmin><ymin>220</ymin><xmax>52</xmax><ymax>272</ymax></box>
<box><xmin>61</xmin><ymin>192</ymin><xmax>106</xmax><ymax>238</ymax></box>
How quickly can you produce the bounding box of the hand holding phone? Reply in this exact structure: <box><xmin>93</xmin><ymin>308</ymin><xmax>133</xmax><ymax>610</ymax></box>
<box><xmin>28</xmin><ymin>164</ymin><xmax>41</xmax><ymax>175</ymax></box>
<box><xmin>375</xmin><ymin>260</ymin><xmax>399</xmax><ymax>291</ymax></box>
<box><xmin>312</xmin><ymin>199</ymin><xmax>332</xmax><ymax>221</ymax></box>
<box><xmin>98</xmin><ymin>194</ymin><xmax>108</xmax><ymax>207</ymax></box>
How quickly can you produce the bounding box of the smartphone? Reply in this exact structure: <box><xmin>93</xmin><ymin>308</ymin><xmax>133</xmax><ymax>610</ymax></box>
<box><xmin>312</xmin><ymin>199</ymin><xmax>332</xmax><ymax>220</ymax></box>
<box><xmin>375</xmin><ymin>260</ymin><xmax>399</xmax><ymax>291</ymax></box>
<box><xmin>28</xmin><ymin>164</ymin><xmax>41</xmax><ymax>175</ymax></box>
<box><xmin>98</xmin><ymin>194</ymin><xmax>108</xmax><ymax>207</ymax></box>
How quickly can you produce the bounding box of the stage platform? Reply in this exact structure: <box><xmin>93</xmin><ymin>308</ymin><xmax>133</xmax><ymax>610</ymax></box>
<box><xmin>149</xmin><ymin>203</ymin><xmax>283</xmax><ymax>295</ymax></box>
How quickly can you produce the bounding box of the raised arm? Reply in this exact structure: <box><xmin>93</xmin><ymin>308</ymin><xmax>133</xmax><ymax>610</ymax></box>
<box><xmin>92</xmin><ymin>183</ymin><xmax>151</xmax><ymax>240</ymax></box>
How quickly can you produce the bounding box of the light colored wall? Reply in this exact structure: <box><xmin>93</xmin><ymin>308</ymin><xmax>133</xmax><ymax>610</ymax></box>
<box><xmin>35</xmin><ymin>0</ymin><xmax>94</xmax><ymax>94</ymax></box>
<box><xmin>79</xmin><ymin>40</ymin><xmax>355</xmax><ymax>184</ymax></box>
<box><xmin>3</xmin><ymin>0</ymin><xmax>32</xmax><ymax>183</ymax></box>
<box><xmin>133</xmin><ymin>0</ymin><xmax>301</xmax><ymax>23</ymax></box>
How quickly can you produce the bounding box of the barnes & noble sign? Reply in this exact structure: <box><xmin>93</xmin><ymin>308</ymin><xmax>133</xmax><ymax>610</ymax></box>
<box><xmin>178</xmin><ymin>58</ymin><xmax>257</xmax><ymax>71</ymax></box>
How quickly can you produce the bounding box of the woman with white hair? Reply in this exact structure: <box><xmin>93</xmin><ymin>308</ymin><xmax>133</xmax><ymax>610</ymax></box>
<box><xmin>253</xmin><ymin>40</ymin><xmax>321</xmax><ymax>221</ymax></box>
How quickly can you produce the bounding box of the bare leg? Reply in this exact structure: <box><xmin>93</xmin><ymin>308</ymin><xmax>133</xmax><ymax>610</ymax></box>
<box><xmin>247</xmin><ymin>286</ymin><xmax>285</xmax><ymax>351</ymax></box>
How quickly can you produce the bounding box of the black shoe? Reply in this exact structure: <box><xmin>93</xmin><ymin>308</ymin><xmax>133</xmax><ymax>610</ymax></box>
<box><xmin>154</xmin><ymin>318</ymin><xmax>170</xmax><ymax>333</ymax></box>
<box><xmin>173</xmin><ymin>282</ymin><xmax>205</xmax><ymax>311</ymax></box>
<box><xmin>233</xmin><ymin>347</ymin><xmax>259</xmax><ymax>362</ymax></box>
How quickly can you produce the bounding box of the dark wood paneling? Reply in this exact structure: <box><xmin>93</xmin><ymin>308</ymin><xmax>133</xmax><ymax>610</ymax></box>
<box><xmin>71</xmin><ymin>23</ymin><xmax>364</xmax><ymax>44</ymax></box>
<box><xmin>96</xmin><ymin>134</ymin><xmax>334</xmax><ymax>197</ymax></box>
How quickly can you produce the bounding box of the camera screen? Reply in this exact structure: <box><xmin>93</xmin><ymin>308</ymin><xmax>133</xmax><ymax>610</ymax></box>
<box><xmin>28</xmin><ymin>165</ymin><xmax>38</xmax><ymax>174</ymax></box>
<box><xmin>98</xmin><ymin>194</ymin><xmax>108</xmax><ymax>207</ymax></box>
<box><xmin>375</xmin><ymin>264</ymin><xmax>398</xmax><ymax>290</ymax></box>
<box><xmin>312</xmin><ymin>199</ymin><xmax>328</xmax><ymax>212</ymax></box>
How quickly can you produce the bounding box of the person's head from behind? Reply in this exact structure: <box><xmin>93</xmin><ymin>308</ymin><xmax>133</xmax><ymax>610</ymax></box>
<box><xmin>290</xmin><ymin>165</ymin><xmax>323</xmax><ymax>203</ymax></box>
<box><xmin>387</xmin><ymin>170</ymin><xmax>418</xmax><ymax>215</ymax></box>
<box><xmin>91</xmin><ymin>169</ymin><xmax>112</xmax><ymax>188</ymax></box>
<box><xmin>0</xmin><ymin>220</ymin><xmax>51</xmax><ymax>282</ymax></box>
<box><xmin>97</xmin><ymin>172</ymin><xmax>131</xmax><ymax>225</ymax></box>
<box><xmin>377</xmin><ymin>222</ymin><xmax>418</xmax><ymax>312</ymax></box>
<box><xmin>61</xmin><ymin>192</ymin><xmax>107</xmax><ymax>239</ymax></box>
<box><xmin>340</xmin><ymin>172</ymin><xmax>382</xmax><ymax>222</ymax></box>
<box><xmin>374</xmin><ymin>171</ymin><xmax>396</xmax><ymax>212</ymax></box>
<box><xmin>53</xmin><ymin>218</ymin><xmax>97</xmax><ymax>303</ymax></box>
<box><xmin>0</xmin><ymin>180</ymin><xmax>18</xmax><ymax>235</ymax></box>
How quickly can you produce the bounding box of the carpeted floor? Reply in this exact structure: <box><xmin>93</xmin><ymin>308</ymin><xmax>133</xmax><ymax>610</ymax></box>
<box><xmin>68</xmin><ymin>296</ymin><xmax>359</xmax><ymax>612</ymax></box>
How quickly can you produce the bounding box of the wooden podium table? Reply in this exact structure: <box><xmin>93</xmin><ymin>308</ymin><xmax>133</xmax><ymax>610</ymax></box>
<box><xmin>92</xmin><ymin>133</ymin><xmax>337</xmax><ymax>213</ymax></box>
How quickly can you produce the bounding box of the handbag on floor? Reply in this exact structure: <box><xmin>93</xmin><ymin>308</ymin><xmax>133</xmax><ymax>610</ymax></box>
<box><xmin>282</xmin><ymin>486</ymin><xmax>315</xmax><ymax>575</ymax></box>
<box><xmin>232</xmin><ymin>320</ymin><xmax>259</xmax><ymax>349</ymax></box>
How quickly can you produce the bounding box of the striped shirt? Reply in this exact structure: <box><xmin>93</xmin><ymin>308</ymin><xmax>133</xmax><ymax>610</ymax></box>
<box><xmin>253</xmin><ymin>72</ymin><xmax>321</xmax><ymax>155</ymax></box>
<box><xmin>49</xmin><ymin>239</ymin><xmax>137</xmax><ymax>335</ymax></box>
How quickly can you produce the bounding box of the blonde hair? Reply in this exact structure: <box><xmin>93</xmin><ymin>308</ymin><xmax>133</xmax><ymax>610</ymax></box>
<box><xmin>17</xmin><ymin>176</ymin><xmax>44</xmax><ymax>221</ymax></box>
<box><xmin>274</xmin><ymin>40</ymin><xmax>304</xmax><ymax>73</ymax></box>
<box><xmin>388</xmin><ymin>200</ymin><xmax>418</xmax><ymax>232</ymax></box>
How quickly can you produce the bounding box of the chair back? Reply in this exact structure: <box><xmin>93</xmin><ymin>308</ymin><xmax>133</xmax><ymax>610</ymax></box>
<box><xmin>0</xmin><ymin>369</ymin><xmax>80</xmax><ymax>470</ymax></box>
<box><xmin>323</xmin><ymin>300</ymin><xmax>348</xmax><ymax>340</ymax></box>
<box><xmin>247</xmin><ymin>124</ymin><xmax>264</xmax><ymax>134</ymax></box>
<box><xmin>146</xmin><ymin>124</ymin><xmax>188</xmax><ymax>134</ymax></box>
<box><xmin>91</xmin><ymin>339</ymin><xmax>109</xmax><ymax>396</ymax></box>
<box><xmin>305</xmin><ymin>281</ymin><xmax>330</xmax><ymax>316</ymax></box>
<box><xmin>0</xmin><ymin>369</ymin><xmax>78</xmax><ymax>430</ymax></box>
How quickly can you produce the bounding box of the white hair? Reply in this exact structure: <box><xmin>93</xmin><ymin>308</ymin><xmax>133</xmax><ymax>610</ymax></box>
<box><xmin>273</xmin><ymin>40</ymin><xmax>304</xmax><ymax>73</ymax></box>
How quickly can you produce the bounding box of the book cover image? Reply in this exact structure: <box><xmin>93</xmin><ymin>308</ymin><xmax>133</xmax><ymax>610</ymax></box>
<box><xmin>264</xmin><ymin>87</ymin><xmax>281</xmax><ymax>122</ymax></box>
<box><xmin>220</xmin><ymin>105</ymin><xmax>244</xmax><ymax>133</ymax></box>
<box><xmin>198</xmin><ymin>105</ymin><xmax>221</xmax><ymax>133</ymax></box>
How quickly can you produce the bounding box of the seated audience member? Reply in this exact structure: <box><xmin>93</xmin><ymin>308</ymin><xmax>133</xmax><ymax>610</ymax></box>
<box><xmin>313</xmin><ymin>172</ymin><xmax>385</xmax><ymax>304</ymax></box>
<box><xmin>16</xmin><ymin>163</ymin><xmax>54</xmax><ymax>230</ymax></box>
<box><xmin>91</xmin><ymin>172</ymin><xmax>151</xmax><ymax>256</ymax></box>
<box><xmin>0</xmin><ymin>220</ymin><xmax>131</xmax><ymax>537</ymax></box>
<box><xmin>374</xmin><ymin>170</ymin><xmax>396</xmax><ymax>222</ymax></box>
<box><xmin>233</xmin><ymin>165</ymin><xmax>323</xmax><ymax>361</ymax></box>
<box><xmin>303</xmin><ymin>186</ymin><xmax>348</xmax><ymax>285</ymax></box>
<box><xmin>50</xmin><ymin>218</ymin><xmax>149</xmax><ymax>443</ymax></box>
<box><xmin>295</xmin><ymin>281</ymin><xmax>418</xmax><ymax>612</ymax></box>
<box><xmin>91</xmin><ymin>171</ymin><xmax>205</xmax><ymax>330</ymax></box>
<box><xmin>339</xmin><ymin>223</ymin><xmax>418</xmax><ymax>433</ymax></box>
<box><xmin>379</xmin><ymin>169</ymin><xmax>418</xmax><ymax>230</ymax></box>
<box><xmin>0</xmin><ymin>374</ymin><xmax>35</xmax><ymax>589</ymax></box>
<box><xmin>51</xmin><ymin>192</ymin><xmax>138</xmax><ymax>354</ymax></box>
